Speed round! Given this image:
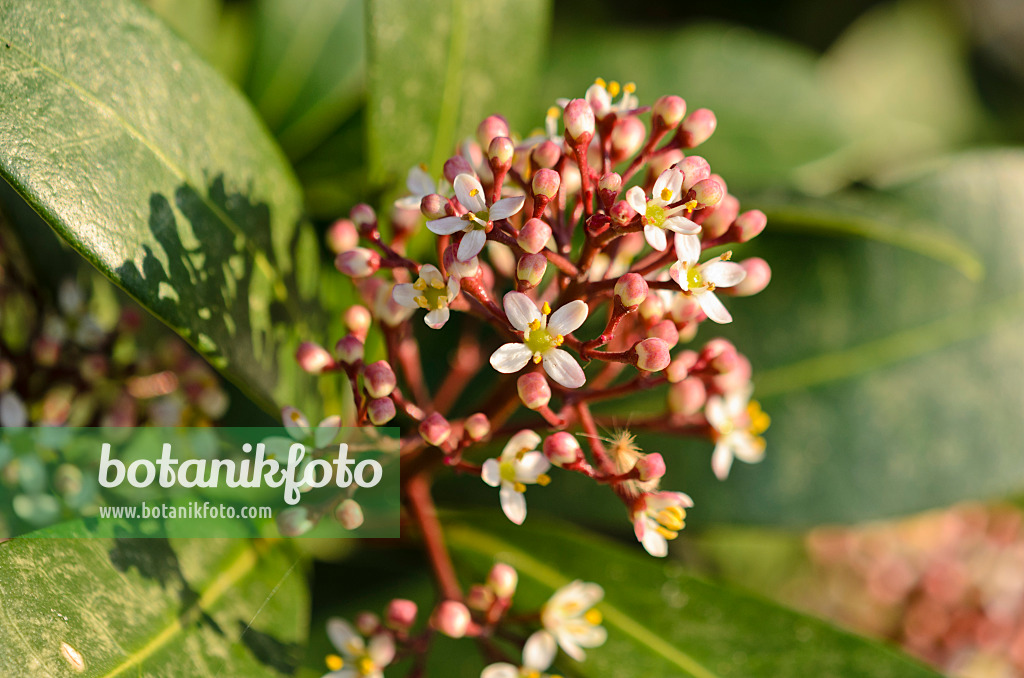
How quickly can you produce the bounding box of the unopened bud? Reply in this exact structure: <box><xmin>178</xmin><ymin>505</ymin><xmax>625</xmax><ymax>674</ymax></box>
<box><xmin>467</xmin><ymin>585</ymin><xmax>495</xmax><ymax>611</ymax></box>
<box><xmin>563</xmin><ymin>98</ymin><xmax>595</xmax><ymax>143</ymax></box>
<box><xmin>277</xmin><ymin>507</ymin><xmax>314</xmax><ymax>537</ymax></box>
<box><xmin>296</xmin><ymin>341</ymin><xmax>333</xmax><ymax>374</ymax></box>
<box><xmin>477</xmin><ymin>115</ymin><xmax>510</xmax><ymax>148</ymax></box>
<box><xmin>634</xmin><ymin>337</ymin><xmax>672</xmax><ymax>372</ymax></box>
<box><xmin>344</xmin><ymin>305</ymin><xmax>372</xmax><ymax>337</ymax></box>
<box><xmin>598</xmin><ymin>172</ymin><xmax>622</xmax><ymax>194</ymax></box>
<box><xmin>652</xmin><ymin>95</ymin><xmax>687</xmax><ymax>129</ymax></box>
<box><xmin>518</xmin><ymin>218</ymin><xmax>552</xmax><ymax>254</ymax></box>
<box><xmin>488</xmin><ymin>136</ymin><xmax>515</xmax><ymax>170</ymax></box>
<box><xmin>336</xmin><ymin>248</ymin><xmax>380</xmax><ymax>278</ymax></box>
<box><xmin>609</xmin><ymin>200</ymin><xmax>636</xmax><ymax>226</ymax></box>
<box><xmin>691</xmin><ymin>178</ymin><xmax>723</xmax><ymax>208</ymax></box>
<box><xmin>326</xmin><ymin>219</ymin><xmax>359</xmax><ymax>254</ymax></box>
<box><xmin>367</xmin><ymin>397</ymin><xmax>396</xmax><ymax>425</ymax></box>
<box><xmin>635</xmin><ymin>453</ymin><xmax>666</xmax><ymax>482</ymax></box>
<box><xmin>488</xmin><ymin>563</ymin><xmax>518</xmax><ymax>599</ymax></box>
<box><xmin>647</xmin><ymin>319</ymin><xmax>679</xmax><ymax>348</ymax></box>
<box><xmin>443</xmin><ymin>155</ymin><xmax>475</xmax><ymax>185</ymax></box>
<box><xmin>516</xmin><ymin>254</ymin><xmax>547</xmax><ymax>288</ymax></box>
<box><xmin>730</xmin><ymin>258</ymin><xmax>772</xmax><ymax>296</ymax></box>
<box><xmin>648</xmin><ymin>149</ymin><xmax>684</xmax><ymax>177</ymax></box>
<box><xmin>666</xmin><ymin>350</ymin><xmax>698</xmax><ymax>383</ymax></box>
<box><xmin>676</xmin><ymin>156</ymin><xmax>711</xmax><ymax>192</ymax></box>
<box><xmin>679</xmin><ymin>108</ymin><xmax>717</xmax><ymax>147</ymax></box>
<box><xmin>419</xmin><ymin>412</ymin><xmax>452</xmax><ymax>447</ymax></box>
<box><xmin>702</xmin><ymin>338</ymin><xmax>740</xmax><ymax>372</ymax></box>
<box><xmin>638</xmin><ymin>294</ymin><xmax>666</xmax><ymax>323</ymax></box>
<box><xmin>387</xmin><ymin>599</ymin><xmax>418</xmax><ymax>631</ymax></box>
<box><xmin>391</xmin><ymin>204</ymin><xmax>420</xmax><ymax>233</ymax></box>
<box><xmin>350</xmin><ymin>203</ymin><xmax>377</xmax><ymax>232</ymax></box>
<box><xmin>420</xmin><ymin>193</ymin><xmax>449</xmax><ymax>220</ymax></box>
<box><xmin>517</xmin><ymin>372</ymin><xmax>551</xmax><ymax>410</ymax></box>
<box><xmin>734</xmin><ymin>209</ymin><xmax>767</xmax><ymax>242</ymax></box>
<box><xmin>363</xmin><ymin>360</ymin><xmax>397</xmax><ymax>398</ymax></box>
<box><xmin>336</xmin><ymin>499</ymin><xmax>364</xmax><ymax>530</ymax></box>
<box><xmin>532</xmin><ymin>140</ymin><xmax>562</xmax><ymax>169</ymax></box>
<box><xmin>433</xmin><ymin>601</ymin><xmax>471</xmax><ymax>638</ymax></box>
<box><xmin>335</xmin><ymin>335</ymin><xmax>365</xmax><ymax>364</ymax></box>
<box><xmin>544</xmin><ymin>432</ymin><xmax>583</xmax><ymax>467</ymax></box>
<box><xmin>355</xmin><ymin>612</ymin><xmax>379</xmax><ymax>636</ymax></box>
<box><xmin>464</xmin><ymin>412</ymin><xmax>491</xmax><ymax>441</ymax></box>
<box><xmin>668</xmin><ymin>376</ymin><xmax>706</xmax><ymax>415</ymax></box>
<box><xmin>700</xmin><ymin>195</ymin><xmax>739</xmax><ymax>240</ymax></box>
<box><xmin>614</xmin><ymin>273</ymin><xmax>648</xmax><ymax>308</ymax></box>
<box><xmin>532</xmin><ymin>168</ymin><xmax>560</xmax><ymax>201</ymax></box>
<box><xmin>610</xmin><ymin>117</ymin><xmax>646</xmax><ymax>163</ymax></box>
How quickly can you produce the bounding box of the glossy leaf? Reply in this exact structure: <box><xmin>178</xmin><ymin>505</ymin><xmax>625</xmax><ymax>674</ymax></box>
<box><xmin>0</xmin><ymin>0</ymin><xmax>323</xmax><ymax>414</ymax></box>
<box><xmin>0</xmin><ymin>527</ymin><xmax>308</xmax><ymax>676</ymax></box>
<box><xmin>445</xmin><ymin>516</ymin><xmax>943</xmax><ymax>677</ymax></box>
<box><xmin>365</xmin><ymin>0</ymin><xmax>550</xmax><ymax>183</ymax></box>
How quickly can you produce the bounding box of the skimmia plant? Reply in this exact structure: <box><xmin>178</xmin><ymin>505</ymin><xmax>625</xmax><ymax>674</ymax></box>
<box><xmin>293</xmin><ymin>80</ymin><xmax>773</xmax><ymax>675</ymax></box>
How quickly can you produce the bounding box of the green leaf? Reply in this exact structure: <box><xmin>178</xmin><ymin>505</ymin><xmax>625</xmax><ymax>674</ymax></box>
<box><xmin>445</xmin><ymin>516</ymin><xmax>942</xmax><ymax>677</ymax></box>
<box><xmin>0</xmin><ymin>528</ymin><xmax>308</xmax><ymax>677</ymax></box>
<box><xmin>365</xmin><ymin>0</ymin><xmax>551</xmax><ymax>183</ymax></box>
<box><xmin>0</xmin><ymin>0</ymin><xmax>323</xmax><ymax>414</ymax></box>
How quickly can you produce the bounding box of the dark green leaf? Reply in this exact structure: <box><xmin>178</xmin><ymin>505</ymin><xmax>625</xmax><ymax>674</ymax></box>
<box><xmin>0</xmin><ymin>0</ymin><xmax>324</xmax><ymax>414</ymax></box>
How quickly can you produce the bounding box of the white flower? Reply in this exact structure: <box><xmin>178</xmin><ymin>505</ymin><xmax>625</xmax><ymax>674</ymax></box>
<box><xmin>481</xmin><ymin>631</ymin><xmax>558</xmax><ymax>678</ymax></box>
<box><xmin>481</xmin><ymin>430</ymin><xmax>551</xmax><ymax>525</ymax></box>
<box><xmin>489</xmin><ymin>292</ymin><xmax>588</xmax><ymax>389</ymax></box>
<box><xmin>391</xmin><ymin>264</ymin><xmax>461</xmax><ymax>329</ymax></box>
<box><xmin>557</xmin><ymin>78</ymin><xmax>639</xmax><ymax>120</ymax></box>
<box><xmin>322</xmin><ymin>618</ymin><xmax>395</xmax><ymax>678</ymax></box>
<box><xmin>625</xmin><ymin>169</ymin><xmax>701</xmax><ymax>251</ymax></box>
<box><xmin>706</xmin><ymin>386</ymin><xmax>769</xmax><ymax>480</ymax></box>
<box><xmin>282</xmin><ymin>407</ymin><xmax>341</xmax><ymax>447</ymax></box>
<box><xmin>541</xmin><ymin>580</ymin><xmax>607</xmax><ymax>661</ymax></box>
<box><xmin>520</xmin><ymin>104</ymin><xmax>565</xmax><ymax>149</ymax></box>
<box><xmin>426</xmin><ymin>174</ymin><xmax>525</xmax><ymax>261</ymax></box>
<box><xmin>395</xmin><ymin>164</ymin><xmax>444</xmax><ymax>210</ymax></box>
<box><xmin>669</xmin><ymin>233</ymin><xmax>746</xmax><ymax>324</ymax></box>
<box><xmin>631</xmin><ymin>491</ymin><xmax>693</xmax><ymax>558</ymax></box>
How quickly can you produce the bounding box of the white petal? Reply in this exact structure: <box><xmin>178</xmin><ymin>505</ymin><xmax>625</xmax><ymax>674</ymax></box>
<box><xmin>555</xmin><ymin>630</ymin><xmax>586</xmax><ymax>662</ymax></box>
<box><xmin>562</xmin><ymin>619</ymin><xmax>608</xmax><ymax>650</ymax></box>
<box><xmin>668</xmin><ymin>261</ymin><xmax>689</xmax><ymax>291</ymax></box>
<box><xmin>499</xmin><ymin>485</ymin><xmax>527</xmax><ymax>525</ymax></box>
<box><xmin>489</xmin><ymin>195</ymin><xmax>526</xmax><ymax>220</ymax></box>
<box><xmin>704</xmin><ymin>395</ymin><xmax>729</xmax><ymax>432</ymax></box>
<box><xmin>326</xmin><ymin>618</ymin><xmax>364</xmax><ymax>656</ymax></box>
<box><xmin>547</xmin><ymin>299</ymin><xmax>588</xmax><ymax>336</ymax></box>
<box><xmin>542</xmin><ymin>349</ymin><xmax>586</xmax><ymax>388</ymax></box>
<box><xmin>458</xmin><ymin>229</ymin><xmax>487</xmax><ymax>261</ymax></box>
<box><xmin>625</xmin><ymin>186</ymin><xmax>648</xmax><ymax>215</ymax></box>
<box><xmin>674</xmin><ymin>232</ymin><xmax>701</xmax><ymax>265</ymax></box>
<box><xmin>514</xmin><ymin>451</ymin><xmax>551</xmax><ymax>483</ymax></box>
<box><xmin>733</xmin><ymin>432</ymin><xmax>766</xmax><ymax>464</ymax></box>
<box><xmin>502</xmin><ymin>429</ymin><xmax>543</xmax><ymax>457</ymax></box>
<box><xmin>697</xmin><ymin>290</ymin><xmax>733</xmax><ymax>324</ymax></box>
<box><xmin>424</xmin><ymin>307</ymin><xmax>450</xmax><ymax>329</ymax></box>
<box><xmin>522</xmin><ymin>631</ymin><xmax>557</xmax><ymax>671</ymax></box>
<box><xmin>408</xmin><ymin>166</ymin><xmax>435</xmax><ymax>195</ymax></box>
<box><xmin>663</xmin><ymin>214</ymin><xmax>701</xmax><ymax>234</ymax></box>
<box><xmin>419</xmin><ymin>264</ymin><xmax>444</xmax><ymax>286</ymax></box>
<box><xmin>652</xmin><ymin>168</ymin><xmax>683</xmax><ymax>204</ymax></box>
<box><xmin>711</xmin><ymin>441</ymin><xmax>734</xmax><ymax>480</ymax></box>
<box><xmin>446</xmin><ymin>276</ymin><xmax>461</xmax><ymax>300</ymax></box>
<box><xmin>427</xmin><ymin>216</ymin><xmax>467</xmax><ymax>236</ymax></box>
<box><xmin>392</xmin><ymin>283</ymin><xmax>420</xmax><ymax>308</ymax></box>
<box><xmin>282</xmin><ymin>406</ymin><xmax>310</xmax><ymax>440</ymax></box>
<box><xmin>481</xmin><ymin>663</ymin><xmax>519</xmax><ymax>678</ymax></box>
<box><xmin>314</xmin><ymin>416</ymin><xmax>342</xmax><ymax>447</ymax></box>
<box><xmin>454</xmin><ymin>173</ymin><xmax>487</xmax><ymax>212</ymax></box>
<box><xmin>481</xmin><ymin>458</ymin><xmax>502</xmax><ymax>487</ymax></box>
<box><xmin>644</xmin><ymin>224</ymin><xmax>667</xmax><ymax>251</ymax></box>
<box><xmin>641</xmin><ymin>523</ymin><xmax>669</xmax><ymax>557</ymax></box>
<box><xmin>394</xmin><ymin>195</ymin><xmax>422</xmax><ymax>210</ymax></box>
<box><xmin>368</xmin><ymin>633</ymin><xmax>395</xmax><ymax>667</ymax></box>
<box><xmin>503</xmin><ymin>292</ymin><xmax>541</xmax><ymax>331</ymax></box>
<box><xmin>490</xmin><ymin>343</ymin><xmax>533</xmax><ymax>373</ymax></box>
<box><xmin>701</xmin><ymin>260</ymin><xmax>746</xmax><ymax>288</ymax></box>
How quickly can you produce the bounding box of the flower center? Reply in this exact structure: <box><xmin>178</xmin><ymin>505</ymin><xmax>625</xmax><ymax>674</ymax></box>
<box><xmin>524</xmin><ymin>326</ymin><xmax>559</xmax><ymax>355</ymax></box>
<box><xmin>357</xmin><ymin>656</ymin><xmax>377</xmax><ymax>676</ymax></box>
<box><xmin>686</xmin><ymin>266</ymin><xmax>704</xmax><ymax>290</ymax></box>
<box><xmin>413</xmin><ymin>277</ymin><xmax>449</xmax><ymax>310</ymax></box>
<box><xmin>747</xmin><ymin>400</ymin><xmax>771</xmax><ymax>435</ymax></box>
<box><xmin>652</xmin><ymin>505</ymin><xmax>686</xmax><ymax>540</ymax></box>
<box><xmin>499</xmin><ymin>460</ymin><xmax>518</xmax><ymax>483</ymax></box>
<box><xmin>644</xmin><ymin>202</ymin><xmax>666</xmax><ymax>228</ymax></box>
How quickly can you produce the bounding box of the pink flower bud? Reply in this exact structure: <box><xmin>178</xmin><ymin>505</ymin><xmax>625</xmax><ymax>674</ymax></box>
<box><xmin>666</xmin><ymin>350</ymin><xmax>698</xmax><ymax>383</ymax></box>
<box><xmin>691</xmin><ymin>178</ymin><xmax>723</xmax><ymax>208</ymax></box>
<box><xmin>677</xmin><ymin>156</ymin><xmax>711</xmax><ymax>192</ymax></box>
<box><xmin>709</xmin><ymin>173</ymin><xmax>728</xmax><ymax>197</ymax></box>
<box><xmin>599</xmin><ymin>172</ymin><xmax>622</xmax><ymax>194</ymax></box>
<box><xmin>467</xmin><ymin>585</ymin><xmax>495</xmax><ymax>611</ymax></box>
<box><xmin>532</xmin><ymin>168</ymin><xmax>561</xmax><ymax>201</ymax></box>
<box><xmin>561</xmin><ymin>163</ymin><xmax>581</xmax><ymax>194</ymax></box>
<box><xmin>610</xmin><ymin>117</ymin><xmax>646</xmax><ymax>163</ymax></box>
<box><xmin>712</xmin><ymin>355</ymin><xmax>752</xmax><ymax>394</ymax></box>
<box><xmin>443</xmin><ymin>155</ymin><xmax>475</xmax><ymax>185</ymax></box>
<box><xmin>477</xmin><ymin>115</ymin><xmax>510</xmax><ymax>148</ymax></box>
<box><xmin>350</xmin><ymin>203</ymin><xmax>377</xmax><ymax>231</ymax></box>
<box><xmin>702</xmin><ymin>338</ymin><xmax>739</xmax><ymax>371</ymax></box>
<box><xmin>734</xmin><ymin>209</ymin><xmax>767</xmax><ymax>242</ymax></box>
<box><xmin>391</xmin><ymin>204</ymin><xmax>420</xmax><ymax>233</ymax></box>
<box><xmin>387</xmin><ymin>599</ymin><xmax>418</xmax><ymax>631</ymax></box>
<box><xmin>336</xmin><ymin>499</ymin><xmax>364</xmax><ymax>530</ymax></box>
<box><xmin>647</xmin><ymin>319</ymin><xmax>679</xmax><ymax>348</ymax></box>
<box><xmin>363</xmin><ymin>360</ymin><xmax>397</xmax><ymax>398</ymax></box>
<box><xmin>336</xmin><ymin>248</ymin><xmax>380</xmax><ymax>278</ymax></box>
<box><xmin>487</xmin><ymin>563</ymin><xmax>518</xmax><ymax>599</ymax></box>
<box><xmin>670</xmin><ymin>293</ymin><xmax>701</xmax><ymax>323</ymax></box>
<box><xmin>518</xmin><ymin>218</ymin><xmax>552</xmax><ymax>254</ymax></box>
<box><xmin>563</xmin><ymin>98</ymin><xmax>595</xmax><ymax>143</ymax></box>
<box><xmin>635</xmin><ymin>453</ymin><xmax>666</xmax><ymax>481</ymax></box>
<box><xmin>544</xmin><ymin>432</ymin><xmax>582</xmax><ymax>467</ymax></box>
<box><xmin>532</xmin><ymin>140</ymin><xmax>562</xmax><ymax>169</ymax></box>
<box><xmin>419</xmin><ymin>412</ymin><xmax>452</xmax><ymax>446</ymax></box>
<box><xmin>296</xmin><ymin>341</ymin><xmax>333</xmax><ymax>374</ymax></box>
<box><xmin>634</xmin><ymin>337</ymin><xmax>672</xmax><ymax>372</ymax></box>
<box><xmin>516</xmin><ymin>254</ymin><xmax>547</xmax><ymax>288</ymax></box>
<box><xmin>517</xmin><ymin>372</ymin><xmax>551</xmax><ymax>410</ymax></box>
<box><xmin>638</xmin><ymin>294</ymin><xmax>666</xmax><ymax>323</ymax></box>
<box><xmin>609</xmin><ymin>199</ymin><xmax>637</xmax><ymax>226</ymax></box>
<box><xmin>335</xmin><ymin>334</ymin><xmax>365</xmax><ymax>364</ymax></box>
<box><xmin>488</xmin><ymin>136</ymin><xmax>515</xmax><ymax>169</ymax></box>
<box><xmin>355</xmin><ymin>612</ymin><xmax>379</xmax><ymax>636</ymax></box>
<box><xmin>668</xmin><ymin>377</ymin><xmax>706</xmax><ymax>415</ymax></box>
<box><xmin>648</xmin><ymin>148</ymin><xmax>684</xmax><ymax>177</ymax></box>
<box><xmin>276</xmin><ymin>507</ymin><xmax>314</xmax><ymax>537</ymax></box>
<box><xmin>614</xmin><ymin>273</ymin><xmax>648</xmax><ymax>308</ymax></box>
<box><xmin>367</xmin><ymin>397</ymin><xmax>396</xmax><ymax>425</ymax></box>
<box><xmin>345</xmin><ymin>305</ymin><xmax>372</xmax><ymax>336</ymax></box>
<box><xmin>464</xmin><ymin>412</ymin><xmax>491</xmax><ymax>441</ymax></box>
<box><xmin>679</xmin><ymin>108</ymin><xmax>717</xmax><ymax>147</ymax></box>
<box><xmin>700</xmin><ymin>195</ymin><xmax>739</xmax><ymax>240</ymax></box>
<box><xmin>420</xmin><ymin>193</ymin><xmax>449</xmax><ymax>220</ymax></box>
<box><xmin>730</xmin><ymin>258</ymin><xmax>772</xmax><ymax>296</ymax></box>
<box><xmin>433</xmin><ymin>601</ymin><xmax>471</xmax><ymax>638</ymax></box>
<box><xmin>326</xmin><ymin>219</ymin><xmax>359</xmax><ymax>254</ymax></box>
<box><xmin>653</xmin><ymin>95</ymin><xmax>687</xmax><ymax>129</ymax></box>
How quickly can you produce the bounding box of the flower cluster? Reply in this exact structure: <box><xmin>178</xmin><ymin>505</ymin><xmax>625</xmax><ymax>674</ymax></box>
<box><xmin>319</xmin><ymin>564</ymin><xmax>605</xmax><ymax>678</ymax></box>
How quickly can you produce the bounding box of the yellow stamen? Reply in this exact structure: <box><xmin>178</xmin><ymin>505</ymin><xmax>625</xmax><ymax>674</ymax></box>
<box><xmin>594</xmin><ymin>77</ymin><xmax>607</xmax><ymax>88</ymax></box>
<box><xmin>528</xmin><ymin>318</ymin><xmax>542</xmax><ymax>331</ymax></box>
<box><xmin>514</xmin><ymin>482</ymin><xmax>527</xmax><ymax>493</ymax></box>
<box><xmin>547</xmin><ymin>106</ymin><xmax>561</xmax><ymax>119</ymax></box>
<box><xmin>748</xmin><ymin>401</ymin><xmax>771</xmax><ymax>435</ymax></box>
<box><xmin>683</xmin><ymin>199</ymin><xmax>698</xmax><ymax>211</ymax></box>
<box><xmin>660</xmin><ymin>187</ymin><xmax>673</xmax><ymax>202</ymax></box>
<box><xmin>357</xmin><ymin>657</ymin><xmax>376</xmax><ymax>675</ymax></box>
<box><xmin>655</xmin><ymin>525</ymin><xmax>679</xmax><ymax>540</ymax></box>
<box><xmin>524</xmin><ymin>671</ymin><xmax>541</xmax><ymax>678</ymax></box>
<box><xmin>415</xmin><ymin>296</ymin><xmax>429</xmax><ymax>309</ymax></box>
<box><xmin>657</xmin><ymin>508</ymin><xmax>685</xmax><ymax>531</ymax></box>
<box><xmin>532</xmin><ymin>353</ymin><xmax>542</xmax><ymax>364</ymax></box>
<box><xmin>436</xmin><ymin>296</ymin><xmax>447</xmax><ymax>309</ymax></box>
<box><xmin>536</xmin><ymin>473</ymin><xmax>551</xmax><ymax>486</ymax></box>
<box><xmin>430</xmin><ymin>278</ymin><xmax>445</xmax><ymax>289</ymax></box>
<box><xmin>541</xmin><ymin>301</ymin><xmax>551</xmax><ymax>316</ymax></box>
<box><xmin>413</xmin><ymin>279</ymin><xmax>427</xmax><ymax>291</ymax></box>
<box><xmin>325</xmin><ymin>655</ymin><xmax>344</xmax><ymax>672</ymax></box>
<box><xmin>554</xmin><ymin>334</ymin><xmax>564</xmax><ymax>346</ymax></box>
<box><xmin>607</xmin><ymin>80</ymin><xmax>621</xmax><ymax>97</ymax></box>
<box><xmin>706</xmin><ymin>283</ymin><xmax>716</xmax><ymax>292</ymax></box>
<box><xmin>624</xmin><ymin>82</ymin><xmax>636</xmax><ymax>93</ymax></box>
<box><xmin>585</xmin><ymin>608</ymin><xmax>603</xmax><ymax>625</ymax></box>
<box><xmin>720</xmin><ymin>251</ymin><xmax>733</xmax><ymax>261</ymax></box>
